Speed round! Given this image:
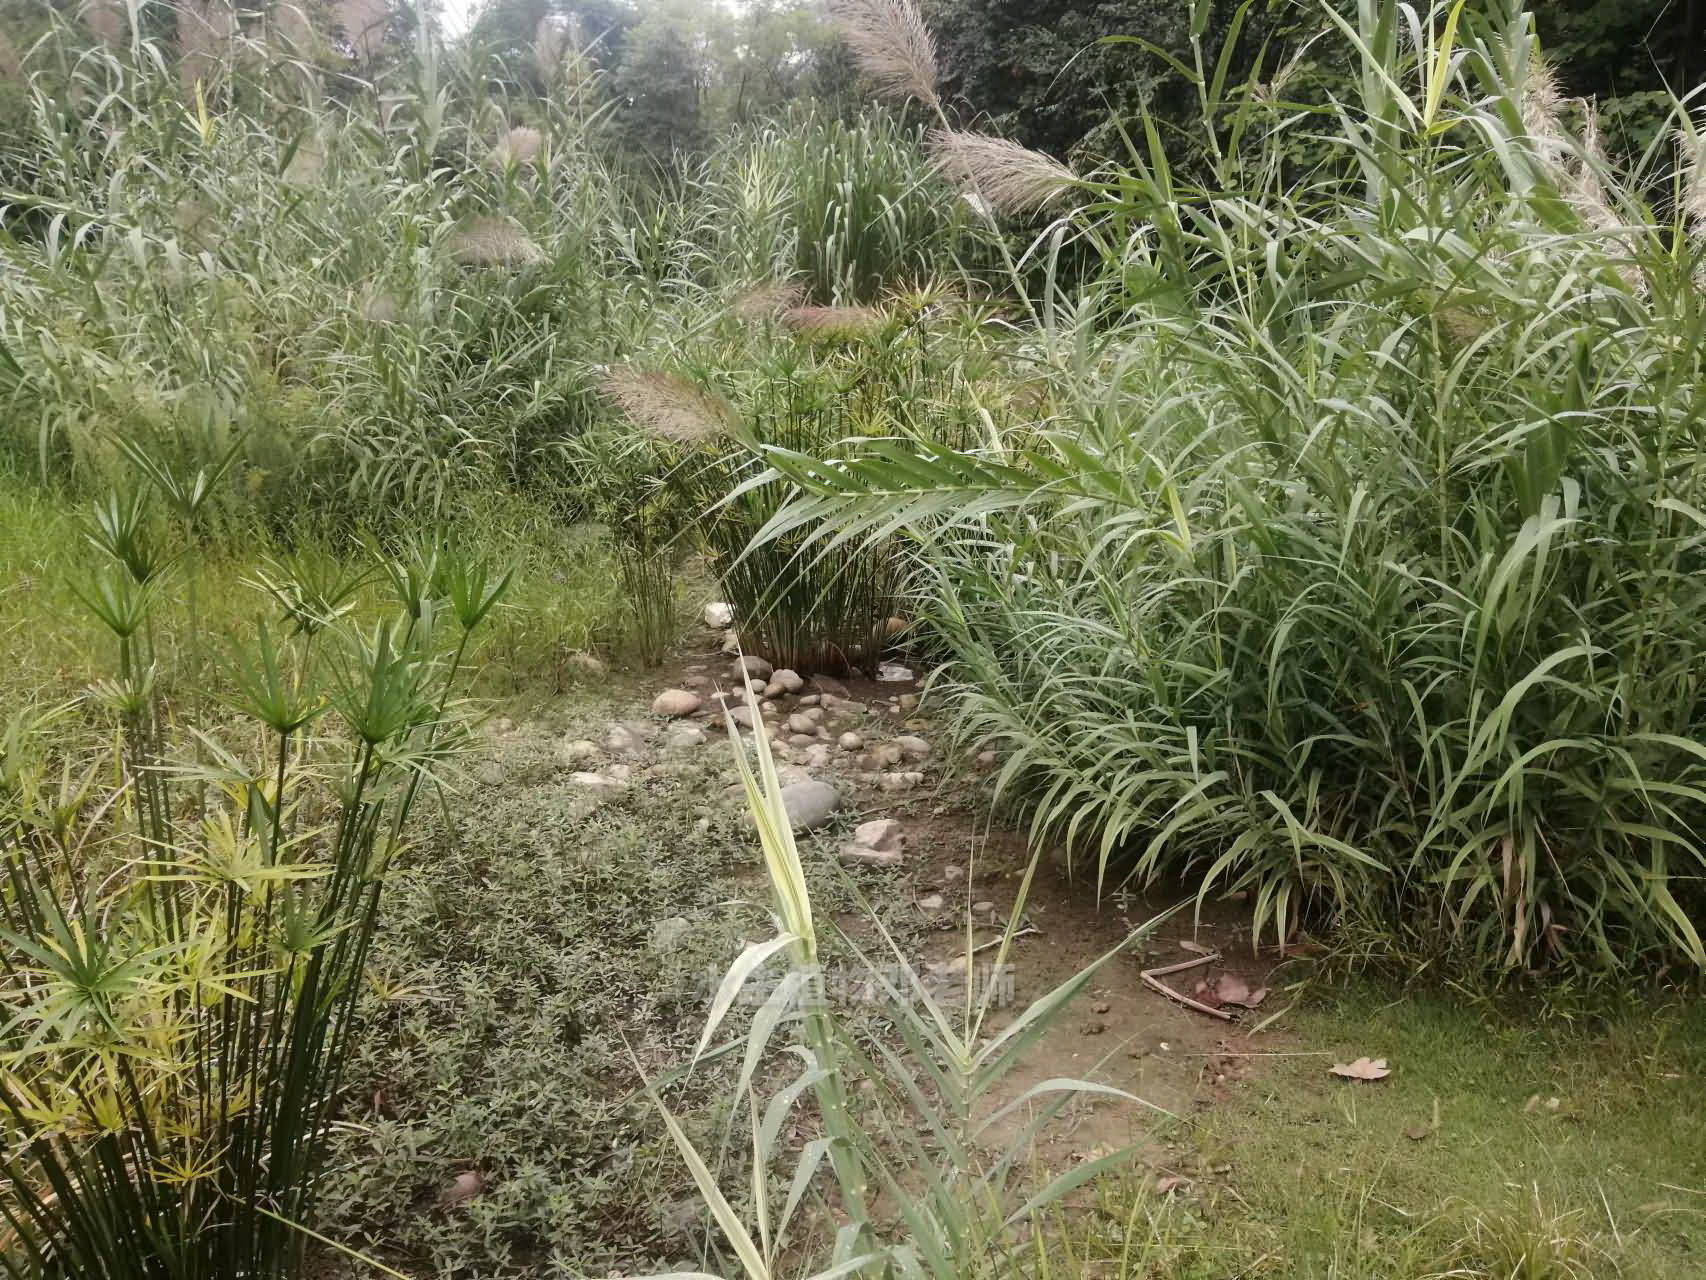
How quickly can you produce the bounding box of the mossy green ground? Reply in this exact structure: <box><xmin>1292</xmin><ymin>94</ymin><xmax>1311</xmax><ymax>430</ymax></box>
<box><xmin>1059</xmin><ymin>985</ymin><xmax>1706</xmax><ymax>1278</ymax></box>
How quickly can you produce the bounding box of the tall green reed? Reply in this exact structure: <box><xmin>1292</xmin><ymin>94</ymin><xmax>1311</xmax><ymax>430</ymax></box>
<box><xmin>751</xmin><ymin>0</ymin><xmax>1706</xmax><ymax>977</ymax></box>
<box><xmin>635</xmin><ymin>680</ymin><xmax>1174</xmax><ymax>1277</ymax></box>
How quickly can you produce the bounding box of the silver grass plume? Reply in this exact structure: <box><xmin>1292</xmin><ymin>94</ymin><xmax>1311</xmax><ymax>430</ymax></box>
<box><xmin>178</xmin><ymin>0</ymin><xmax>237</xmax><ymax>93</ymax></box>
<box><xmin>449</xmin><ymin>215</ymin><xmax>545</xmax><ymax>267</ymax></box>
<box><xmin>534</xmin><ymin>16</ymin><xmax>570</xmax><ymax>84</ymax></box>
<box><xmin>1519</xmin><ymin>54</ymin><xmax>1568</xmax><ymax>160</ymax></box>
<box><xmin>84</xmin><ymin>0</ymin><xmax>124</xmax><ymax>47</ymax></box>
<box><xmin>1681</xmin><ymin>123</ymin><xmax>1706</xmax><ymax>238</ymax></box>
<box><xmin>826</xmin><ymin>0</ymin><xmax>939</xmax><ymax>110</ymax></box>
<box><xmin>780</xmin><ymin>304</ymin><xmax>886</xmax><ymax>338</ymax></box>
<box><xmin>1561</xmin><ymin>99</ymin><xmax>1615</xmax><ymax>231</ymax></box>
<box><xmin>335</xmin><ymin>0</ymin><xmax>388</xmax><ymax>61</ymax></box>
<box><xmin>730</xmin><ymin>280</ymin><xmax>805</xmax><ymax>320</ymax></box>
<box><xmin>927</xmin><ymin>129</ymin><xmax>1077</xmax><ymax>214</ymax></box>
<box><xmin>488</xmin><ymin>126</ymin><xmax>544</xmax><ymax>169</ymax></box>
<box><xmin>599</xmin><ymin>369</ymin><xmax>731</xmax><ymax>444</ymax></box>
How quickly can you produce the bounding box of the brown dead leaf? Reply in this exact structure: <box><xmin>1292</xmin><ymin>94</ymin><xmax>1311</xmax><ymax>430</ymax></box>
<box><xmin>1404</xmin><ymin>1096</ymin><xmax>1442</xmax><ymax>1141</ymax></box>
<box><xmin>1179</xmin><ymin>940</ymin><xmax>1215</xmax><ymax>956</ymax></box>
<box><xmin>1329</xmin><ymin>1056</ymin><xmax>1391</xmax><ymax>1081</ymax></box>
<box><xmin>1154</xmin><ymin>1175</ymin><xmax>1189</xmax><ymax>1195</ymax></box>
<box><xmin>1214</xmin><ymin>973</ymin><xmax>1251</xmax><ymax>1004</ymax></box>
<box><xmin>1212</xmin><ymin>973</ymin><xmax>1271</xmax><ymax>1008</ymax></box>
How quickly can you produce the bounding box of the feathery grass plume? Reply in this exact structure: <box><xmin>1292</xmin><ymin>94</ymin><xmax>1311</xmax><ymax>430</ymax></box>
<box><xmin>1681</xmin><ymin>125</ymin><xmax>1706</xmax><ymax>234</ymax></box>
<box><xmin>599</xmin><ymin>368</ymin><xmax>732</xmax><ymax>444</ymax></box>
<box><xmin>827</xmin><ymin>0</ymin><xmax>939</xmax><ymax>110</ymax></box>
<box><xmin>1519</xmin><ymin>54</ymin><xmax>1569</xmax><ymax>160</ymax></box>
<box><xmin>927</xmin><ymin>129</ymin><xmax>1077</xmax><ymax>214</ymax></box>
<box><xmin>360</xmin><ymin>285</ymin><xmax>403</xmax><ymax>324</ymax></box>
<box><xmin>448</xmin><ymin>215</ymin><xmax>545</xmax><ymax>267</ymax></box>
<box><xmin>335</xmin><ymin>0</ymin><xmax>388</xmax><ymax>60</ymax></box>
<box><xmin>178</xmin><ymin>0</ymin><xmax>237</xmax><ymax>93</ymax></box>
<box><xmin>534</xmin><ymin>15</ymin><xmax>569</xmax><ymax>83</ymax></box>
<box><xmin>273</xmin><ymin>0</ymin><xmax>318</xmax><ymax>55</ymax></box>
<box><xmin>730</xmin><ymin>279</ymin><xmax>804</xmax><ymax>320</ymax></box>
<box><xmin>780</xmin><ymin>303</ymin><xmax>886</xmax><ymax>339</ymax></box>
<box><xmin>488</xmin><ymin>126</ymin><xmax>544</xmax><ymax>169</ymax></box>
<box><xmin>83</xmin><ymin>0</ymin><xmax>124</xmax><ymax>46</ymax></box>
<box><xmin>283</xmin><ymin>136</ymin><xmax>325</xmax><ymax>186</ymax></box>
<box><xmin>174</xmin><ymin>197</ymin><xmax>217</xmax><ymax>246</ymax></box>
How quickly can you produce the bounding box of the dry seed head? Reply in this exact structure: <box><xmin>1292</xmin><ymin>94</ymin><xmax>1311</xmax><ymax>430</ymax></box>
<box><xmin>489</xmin><ymin>126</ymin><xmax>544</xmax><ymax>169</ymax></box>
<box><xmin>84</xmin><ymin>0</ymin><xmax>124</xmax><ymax>46</ymax></box>
<box><xmin>599</xmin><ymin>369</ymin><xmax>731</xmax><ymax>444</ymax></box>
<box><xmin>273</xmin><ymin>1</ymin><xmax>317</xmax><ymax>55</ymax></box>
<box><xmin>535</xmin><ymin>16</ymin><xmax>570</xmax><ymax>82</ymax></box>
<box><xmin>827</xmin><ymin>0</ymin><xmax>939</xmax><ymax>109</ymax></box>
<box><xmin>1681</xmin><ymin>125</ymin><xmax>1706</xmax><ymax>232</ymax></box>
<box><xmin>731</xmin><ymin>280</ymin><xmax>805</xmax><ymax>320</ymax></box>
<box><xmin>335</xmin><ymin>0</ymin><xmax>388</xmax><ymax>61</ymax></box>
<box><xmin>1520</xmin><ymin>55</ymin><xmax>1568</xmax><ymax>158</ymax></box>
<box><xmin>361</xmin><ymin>286</ymin><xmax>403</xmax><ymax>324</ymax></box>
<box><xmin>177</xmin><ymin>0</ymin><xmax>237</xmax><ymax>93</ymax></box>
<box><xmin>780</xmin><ymin>305</ymin><xmax>886</xmax><ymax>339</ymax></box>
<box><xmin>927</xmin><ymin>130</ymin><xmax>1076</xmax><ymax>215</ymax></box>
<box><xmin>449</xmin><ymin>215</ymin><xmax>545</xmax><ymax>267</ymax></box>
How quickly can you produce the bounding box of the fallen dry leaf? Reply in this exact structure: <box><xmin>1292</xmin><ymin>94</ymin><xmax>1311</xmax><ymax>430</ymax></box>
<box><xmin>1329</xmin><ymin>1056</ymin><xmax>1391</xmax><ymax>1081</ymax></box>
<box><xmin>1404</xmin><ymin>1096</ymin><xmax>1442</xmax><ymax>1141</ymax></box>
<box><xmin>1212</xmin><ymin>974</ymin><xmax>1271</xmax><ymax>1009</ymax></box>
<box><xmin>1179</xmin><ymin>940</ymin><xmax>1215</xmax><ymax>956</ymax></box>
<box><xmin>1214</xmin><ymin>973</ymin><xmax>1252</xmax><ymax>1004</ymax></box>
<box><xmin>1154</xmin><ymin>1175</ymin><xmax>1189</xmax><ymax>1195</ymax></box>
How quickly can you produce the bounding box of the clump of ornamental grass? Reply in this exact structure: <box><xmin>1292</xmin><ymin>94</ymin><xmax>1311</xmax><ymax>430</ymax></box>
<box><xmin>0</xmin><ymin>483</ymin><xmax>511</xmax><ymax>1278</ymax></box>
<box><xmin>0</xmin><ymin>11</ymin><xmax>639</xmax><ymax>521</ymax></box>
<box><xmin>566</xmin><ymin>371</ymin><xmax>730</xmax><ymax>665</ymax></box>
<box><xmin>748</xmin><ymin>1</ymin><xmax>1706</xmax><ymax>977</ymax></box>
<box><xmin>690</xmin><ymin>364</ymin><xmax>906</xmax><ymax>675</ymax></box>
<box><xmin>633</xmin><ymin>678</ymin><xmax>1177</xmax><ymax>1278</ymax></box>
<box><xmin>702</xmin><ymin>109</ymin><xmax>979</xmax><ymax>304</ymax></box>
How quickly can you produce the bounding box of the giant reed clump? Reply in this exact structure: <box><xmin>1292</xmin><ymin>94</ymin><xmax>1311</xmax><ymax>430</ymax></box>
<box><xmin>757</xmin><ymin>0</ymin><xmax>1706</xmax><ymax>977</ymax></box>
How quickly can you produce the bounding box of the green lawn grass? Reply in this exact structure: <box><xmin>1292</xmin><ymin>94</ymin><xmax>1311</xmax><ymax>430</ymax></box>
<box><xmin>1057</xmin><ymin>982</ymin><xmax>1706</xmax><ymax>1278</ymax></box>
<box><xmin>0</xmin><ymin>470</ymin><xmax>629</xmax><ymax>714</ymax></box>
